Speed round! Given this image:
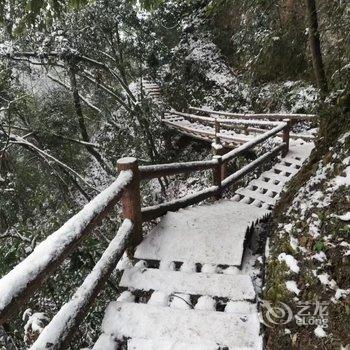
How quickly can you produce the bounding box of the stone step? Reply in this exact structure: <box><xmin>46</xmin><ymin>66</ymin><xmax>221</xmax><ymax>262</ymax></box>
<box><xmin>280</xmin><ymin>157</ymin><xmax>303</xmax><ymax>168</ymax></box>
<box><xmin>94</xmin><ymin>334</ymin><xmax>231</xmax><ymax>350</ymax></box>
<box><xmin>260</xmin><ymin>171</ymin><xmax>290</xmax><ymax>185</ymax></box>
<box><xmin>249</xmin><ymin>179</ymin><xmax>283</xmax><ymax>192</ymax></box>
<box><xmin>97</xmin><ymin>301</ymin><xmax>260</xmax><ymax>349</ymax></box>
<box><xmin>235</xmin><ymin>188</ymin><xmax>278</xmax><ymax>206</ymax></box>
<box><xmin>127</xmin><ymin>338</ymin><xmax>229</xmax><ymax>350</ymax></box>
<box><xmin>135</xmin><ymin>200</ymin><xmax>268</xmax><ymax>267</ymax></box>
<box><xmin>120</xmin><ymin>267</ymin><xmax>256</xmax><ymax>301</ymax></box>
<box><xmin>273</xmin><ymin>164</ymin><xmax>298</xmax><ymax>176</ymax></box>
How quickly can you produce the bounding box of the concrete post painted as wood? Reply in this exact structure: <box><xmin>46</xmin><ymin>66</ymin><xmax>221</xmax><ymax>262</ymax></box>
<box><xmin>212</xmin><ymin>155</ymin><xmax>223</xmax><ymax>200</ymax></box>
<box><xmin>117</xmin><ymin>157</ymin><xmax>142</xmax><ymax>254</ymax></box>
<box><xmin>282</xmin><ymin>119</ymin><xmax>291</xmax><ymax>157</ymax></box>
<box><xmin>214</xmin><ymin>119</ymin><xmax>220</xmax><ymax>145</ymax></box>
<box><xmin>212</xmin><ymin>121</ymin><xmax>228</xmax><ymax>183</ymax></box>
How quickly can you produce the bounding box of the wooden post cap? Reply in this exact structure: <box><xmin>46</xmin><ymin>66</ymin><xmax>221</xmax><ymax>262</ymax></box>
<box><xmin>117</xmin><ymin>157</ymin><xmax>138</xmax><ymax>171</ymax></box>
<box><xmin>117</xmin><ymin>157</ymin><xmax>137</xmax><ymax>166</ymax></box>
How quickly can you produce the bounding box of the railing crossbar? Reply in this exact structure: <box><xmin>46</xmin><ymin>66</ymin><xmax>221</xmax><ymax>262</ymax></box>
<box><xmin>221</xmin><ymin>144</ymin><xmax>286</xmax><ymax>189</ymax></box>
<box><xmin>31</xmin><ymin>219</ymin><xmax>133</xmax><ymax>350</ymax></box>
<box><xmin>189</xmin><ymin>106</ymin><xmax>317</xmax><ymax>120</ymax></box>
<box><xmin>171</xmin><ymin>110</ymin><xmax>283</xmax><ymax>127</ymax></box>
<box><xmin>222</xmin><ymin>123</ymin><xmax>287</xmax><ymax>163</ymax></box>
<box><xmin>139</xmin><ymin>159</ymin><xmax>217</xmax><ymax>180</ymax></box>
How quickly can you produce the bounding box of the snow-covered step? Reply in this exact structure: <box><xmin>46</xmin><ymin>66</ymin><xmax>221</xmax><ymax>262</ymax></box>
<box><xmin>260</xmin><ymin>171</ymin><xmax>290</xmax><ymax>184</ymax></box>
<box><xmin>135</xmin><ymin>200</ymin><xmax>269</xmax><ymax>267</ymax></box>
<box><xmin>249</xmin><ymin>179</ymin><xmax>283</xmax><ymax>192</ymax></box>
<box><xmin>94</xmin><ymin>334</ymin><xmax>229</xmax><ymax>350</ymax></box>
<box><xmin>98</xmin><ymin>301</ymin><xmax>260</xmax><ymax>349</ymax></box>
<box><xmin>127</xmin><ymin>338</ymin><xmax>227</xmax><ymax>350</ymax></box>
<box><xmin>273</xmin><ymin>164</ymin><xmax>299</xmax><ymax>176</ymax></box>
<box><xmin>235</xmin><ymin>188</ymin><xmax>278</xmax><ymax>206</ymax></box>
<box><xmin>120</xmin><ymin>267</ymin><xmax>256</xmax><ymax>301</ymax></box>
<box><xmin>281</xmin><ymin>156</ymin><xmax>304</xmax><ymax>167</ymax></box>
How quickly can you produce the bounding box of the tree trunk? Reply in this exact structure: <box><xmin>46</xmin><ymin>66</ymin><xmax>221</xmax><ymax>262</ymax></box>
<box><xmin>67</xmin><ymin>62</ymin><xmax>114</xmax><ymax>175</ymax></box>
<box><xmin>305</xmin><ymin>0</ymin><xmax>328</xmax><ymax>95</ymax></box>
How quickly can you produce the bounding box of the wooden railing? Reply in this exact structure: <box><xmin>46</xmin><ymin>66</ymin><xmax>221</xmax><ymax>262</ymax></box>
<box><xmin>0</xmin><ymin>121</ymin><xmax>290</xmax><ymax>349</ymax></box>
<box><xmin>189</xmin><ymin>106</ymin><xmax>317</xmax><ymax>121</ymax></box>
<box><xmin>167</xmin><ymin>109</ymin><xmax>315</xmax><ymax>142</ymax></box>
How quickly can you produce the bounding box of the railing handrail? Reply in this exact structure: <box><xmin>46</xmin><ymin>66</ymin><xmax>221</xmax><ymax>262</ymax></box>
<box><xmin>30</xmin><ymin>219</ymin><xmax>134</xmax><ymax>350</ymax></box>
<box><xmin>139</xmin><ymin>159</ymin><xmax>217</xmax><ymax>179</ymax></box>
<box><xmin>170</xmin><ymin>110</ymin><xmax>284</xmax><ymax>126</ymax></box>
<box><xmin>189</xmin><ymin>106</ymin><xmax>317</xmax><ymax>121</ymax></box>
<box><xmin>0</xmin><ymin>170</ymin><xmax>133</xmax><ymax>325</ymax></box>
<box><xmin>163</xmin><ymin>119</ymin><xmax>249</xmax><ymax>145</ymax></box>
<box><xmin>222</xmin><ymin>123</ymin><xmax>287</xmax><ymax>162</ymax></box>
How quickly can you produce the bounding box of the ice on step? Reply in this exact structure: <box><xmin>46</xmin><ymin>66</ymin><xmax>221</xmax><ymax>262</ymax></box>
<box><xmin>222</xmin><ymin>266</ymin><xmax>240</xmax><ymax>275</ymax></box>
<box><xmin>127</xmin><ymin>338</ymin><xmax>224</xmax><ymax>350</ymax></box>
<box><xmin>135</xmin><ymin>260</ymin><xmax>147</xmax><ymax>269</ymax></box>
<box><xmin>93</xmin><ymin>333</ymin><xmax>117</xmax><ymax>350</ymax></box>
<box><xmin>201</xmin><ymin>264</ymin><xmax>218</xmax><ymax>274</ymax></box>
<box><xmin>116</xmin><ymin>252</ymin><xmax>133</xmax><ymax>271</ymax></box>
<box><xmin>225</xmin><ymin>301</ymin><xmax>257</xmax><ymax>315</ymax></box>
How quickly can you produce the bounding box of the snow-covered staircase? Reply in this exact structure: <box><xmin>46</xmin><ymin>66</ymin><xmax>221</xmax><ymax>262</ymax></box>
<box><xmin>93</xmin><ymin>140</ymin><xmax>313</xmax><ymax>350</ymax></box>
<box><xmin>142</xmin><ymin>80</ymin><xmax>316</xmax><ymax>149</ymax></box>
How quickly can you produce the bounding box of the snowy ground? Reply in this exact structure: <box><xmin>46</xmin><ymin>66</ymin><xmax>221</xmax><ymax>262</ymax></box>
<box><xmin>265</xmin><ymin>132</ymin><xmax>350</xmax><ymax>348</ymax></box>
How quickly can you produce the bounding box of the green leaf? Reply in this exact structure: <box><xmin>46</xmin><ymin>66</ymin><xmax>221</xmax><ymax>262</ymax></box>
<box><xmin>314</xmin><ymin>241</ymin><xmax>325</xmax><ymax>252</ymax></box>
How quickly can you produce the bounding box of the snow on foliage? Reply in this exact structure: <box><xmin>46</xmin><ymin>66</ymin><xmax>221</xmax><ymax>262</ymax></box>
<box><xmin>278</xmin><ymin>253</ymin><xmax>300</xmax><ymax>274</ymax></box>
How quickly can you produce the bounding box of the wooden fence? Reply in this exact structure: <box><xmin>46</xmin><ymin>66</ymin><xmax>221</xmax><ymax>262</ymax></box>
<box><xmin>0</xmin><ymin>120</ymin><xmax>291</xmax><ymax>349</ymax></box>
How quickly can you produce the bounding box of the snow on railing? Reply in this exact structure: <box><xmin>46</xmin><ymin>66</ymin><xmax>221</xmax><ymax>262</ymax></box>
<box><xmin>170</xmin><ymin>110</ymin><xmax>283</xmax><ymax>126</ymax></box>
<box><xmin>30</xmin><ymin>219</ymin><xmax>133</xmax><ymax>350</ymax></box>
<box><xmin>189</xmin><ymin>106</ymin><xmax>317</xmax><ymax>121</ymax></box>
<box><xmin>222</xmin><ymin>123</ymin><xmax>288</xmax><ymax>162</ymax></box>
<box><xmin>0</xmin><ymin>170</ymin><xmax>133</xmax><ymax>325</ymax></box>
<box><xmin>140</xmin><ymin>122</ymin><xmax>290</xmax><ymax>219</ymax></box>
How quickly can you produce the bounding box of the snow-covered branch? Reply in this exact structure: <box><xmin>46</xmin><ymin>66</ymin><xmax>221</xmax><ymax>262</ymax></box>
<box><xmin>2</xmin><ymin>132</ymin><xmax>96</xmax><ymax>190</ymax></box>
<box><xmin>46</xmin><ymin>74</ymin><xmax>105</xmax><ymax>117</ymax></box>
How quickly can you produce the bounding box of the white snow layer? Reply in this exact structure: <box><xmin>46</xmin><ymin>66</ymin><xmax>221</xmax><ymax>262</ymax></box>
<box><xmin>314</xmin><ymin>325</ymin><xmax>327</xmax><ymax>338</ymax></box>
<box><xmin>31</xmin><ymin>219</ymin><xmax>133</xmax><ymax>349</ymax></box>
<box><xmin>0</xmin><ymin>170</ymin><xmax>133</xmax><ymax>311</ymax></box>
<box><xmin>285</xmin><ymin>281</ymin><xmax>300</xmax><ymax>295</ymax></box>
<box><xmin>334</xmin><ymin>212</ymin><xmax>350</xmax><ymax>221</ymax></box>
<box><xmin>278</xmin><ymin>253</ymin><xmax>300</xmax><ymax>273</ymax></box>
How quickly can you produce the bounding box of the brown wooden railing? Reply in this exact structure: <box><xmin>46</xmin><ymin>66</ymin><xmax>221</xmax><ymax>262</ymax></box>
<box><xmin>189</xmin><ymin>106</ymin><xmax>317</xmax><ymax>121</ymax></box>
<box><xmin>0</xmin><ymin>120</ymin><xmax>291</xmax><ymax>349</ymax></box>
<box><xmin>164</xmin><ymin>110</ymin><xmax>315</xmax><ymax>145</ymax></box>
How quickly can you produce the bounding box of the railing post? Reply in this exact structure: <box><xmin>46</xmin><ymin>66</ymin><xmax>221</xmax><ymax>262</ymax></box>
<box><xmin>212</xmin><ymin>120</ymin><xmax>228</xmax><ymax>182</ymax></box>
<box><xmin>117</xmin><ymin>157</ymin><xmax>142</xmax><ymax>255</ymax></box>
<box><xmin>212</xmin><ymin>155</ymin><xmax>222</xmax><ymax>200</ymax></box>
<box><xmin>214</xmin><ymin>118</ymin><xmax>220</xmax><ymax>145</ymax></box>
<box><xmin>282</xmin><ymin>119</ymin><xmax>291</xmax><ymax>157</ymax></box>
